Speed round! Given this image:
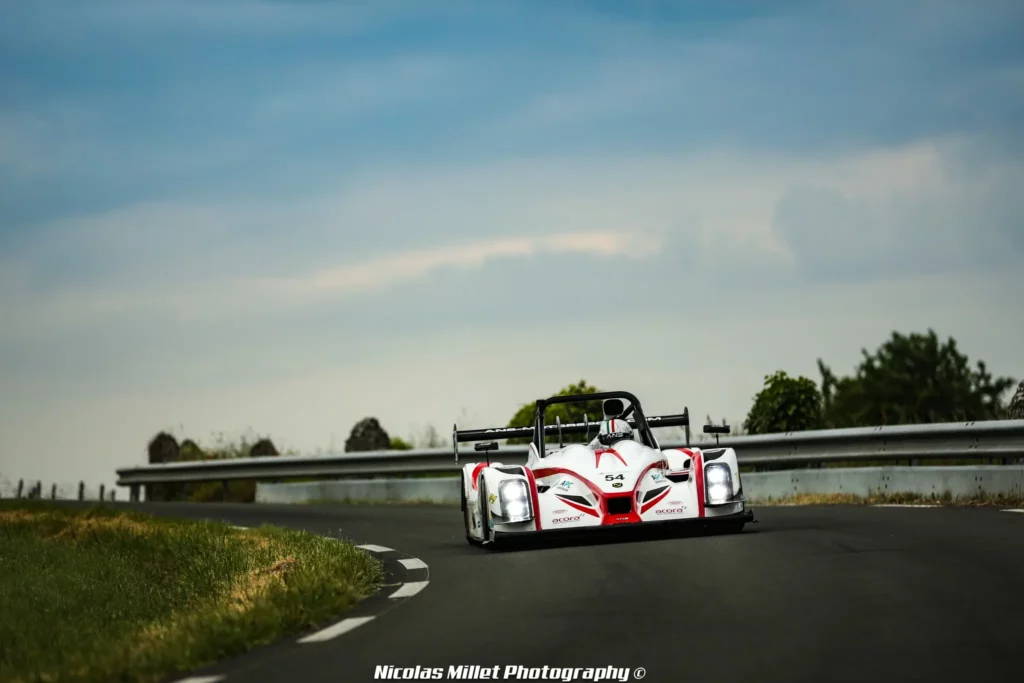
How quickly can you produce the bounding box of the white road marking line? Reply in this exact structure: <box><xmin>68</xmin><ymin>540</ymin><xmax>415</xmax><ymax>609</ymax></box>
<box><xmin>398</xmin><ymin>558</ymin><xmax>428</xmax><ymax>570</ymax></box>
<box><xmin>297</xmin><ymin>616</ymin><xmax>376</xmax><ymax>643</ymax></box>
<box><xmin>356</xmin><ymin>544</ymin><xmax>393</xmax><ymax>552</ymax></box>
<box><xmin>390</xmin><ymin>581</ymin><xmax>429</xmax><ymax>598</ymax></box>
<box><xmin>174</xmin><ymin>676</ymin><xmax>225</xmax><ymax>683</ymax></box>
<box><xmin>1002</xmin><ymin>509</ymin><xmax>1024</xmax><ymax>513</ymax></box>
<box><xmin>873</xmin><ymin>504</ymin><xmax>940</xmax><ymax>508</ymax></box>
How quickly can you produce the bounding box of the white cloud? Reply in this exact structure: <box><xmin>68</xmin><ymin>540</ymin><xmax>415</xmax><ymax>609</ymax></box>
<box><xmin>264</xmin><ymin>230</ymin><xmax>663</xmax><ymax>298</ymax></box>
<box><xmin>4</xmin><ymin>135</ymin><xmax>1016</xmax><ymax>342</ymax></box>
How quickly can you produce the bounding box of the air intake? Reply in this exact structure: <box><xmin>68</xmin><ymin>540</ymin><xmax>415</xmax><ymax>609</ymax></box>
<box><xmin>606</xmin><ymin>497</ymin><xmax>633</xmax><ymax>515</ymax></box>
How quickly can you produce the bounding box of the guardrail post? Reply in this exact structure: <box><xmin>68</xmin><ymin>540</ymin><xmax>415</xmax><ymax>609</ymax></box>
<box><xmin>222</xmin><ymin>480</ymin><xmax>228</xmax><ymax>502</ymax></box>
<box><xmin>36</xmin><ymin>481</ymin><xmax>43</xmax><ymax>498</ymax></box>
<box><xmin>130</xmin><ymin>484</ymin><xmax>139</xmax><ymax>502</ymax></box>
<box><xmin>78</xmin><ymin>481</ymin><xmax>85</xmax><ymax>500</ymax></box>
<box><xmin>99</xmin><ymin>484</ymin><xmax>105</xmax><ymax>501</ymax></box>
<box><xmin>110</xmin><ymin>489</ymin><xmax>116</xmax><ymax>501</ymax></box>
<box><xmin>17</xmin><ymin>479</ymin><xmax>23</xmax><ymax>498</ymax></box>
<box><xmin>51</xmin><ymin>483</ymin><xmax>56</xmax><ymax>500</ymax></box>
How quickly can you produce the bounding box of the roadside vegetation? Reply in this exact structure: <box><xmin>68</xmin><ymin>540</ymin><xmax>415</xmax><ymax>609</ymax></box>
<box><xmin>749</xmin><ymin>491</ymin><xmax>1024</xmax><ymax>507</ymax></box>
<box><xmin>0</xmin><ymin>501</ymin><xmax>383</xmax><ymax>683</ymax></box>
<box><xmin>123</xmin><ymin>327</ymin><xmax>1020</xmax><ymax>505</ymax></box>
<box><xmin>305</xmin><ymin>497</ymin><xmax>454</xmax><ymax>506</ymax></box>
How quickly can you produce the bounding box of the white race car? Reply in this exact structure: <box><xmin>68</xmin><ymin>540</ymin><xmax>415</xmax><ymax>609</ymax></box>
<box><xmin>455</xmin><ymin>390</ymin><xmax>753</xmax><ymax>546</ymax></box>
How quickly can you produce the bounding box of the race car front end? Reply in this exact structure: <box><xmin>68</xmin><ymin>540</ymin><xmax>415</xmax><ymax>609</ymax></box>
<box><xmin>463</xmin><ymin>445</ymin><xmax>751</xmax><ymax>545</ymax></box>
<box><xmin>520</xmin><ymin>446</ymin><xmax>750</xmax><ymax>537</ymax></box>
<box><xmin>454</xmin><ymin>391</ymin><xmax>754</xmax><ymax>546</ymax></box>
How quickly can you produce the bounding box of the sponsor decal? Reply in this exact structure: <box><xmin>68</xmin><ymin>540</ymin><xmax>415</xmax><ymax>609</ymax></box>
<box><xmin>488</xmin><ymin>494</ymin><xmax>496</xmax><ymax>504</ymax></box>
<box><xmin>668</xmin><ymin>500</ymin><xmax>682</xmax><ymax>505</ymax></box>
<box><xmin>604</xmin><ymin>474</ymin><xmax>625</xmax><ymax>481</ymax></box>
<box><xmin>656</xmin><ymin>507</ymin><xmax>686</xmax><ymax>514</ymax></box>
<box><xmin>551</xmin><ymin>509</ymin><xmax>567</xmax><ymax>514</ymax></box>
<box><xmin>552</xmin><ymin>515</ymin><xmax>582</xmax><ymax>524</ymax></box>
<box><xmin>555</xmin><ymin>479</ymin><xmax>573</xmax><ymax>491</ymax></box>
<box><xmin>612</xmin><ymin>482</ymin><xmax>623</xmax><ymax>488</ymax></box>
<box><xmin>651</xmin><ymin>472</ymin><xmax>666</xmax><ymax>482</ymax></box>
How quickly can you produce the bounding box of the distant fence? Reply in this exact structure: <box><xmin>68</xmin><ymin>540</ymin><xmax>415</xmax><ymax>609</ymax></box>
<box><xmin>114</xmin><ymin>419</ymin><xmax>1024</xmax><ymax>502</ymax></box>
<box><xmin>4</xmin><ymin>479</ymin><xmax>117</xmax><ymax>502</ymax></box>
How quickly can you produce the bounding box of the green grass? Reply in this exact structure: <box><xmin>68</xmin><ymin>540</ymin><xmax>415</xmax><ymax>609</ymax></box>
<box><xmin>0</xmin><ymin>500</ymin><xmax>384</xmax><ymax>683</ymax></box>
<box><xmin>748</xmin><ymin>490</ymin><xmax>1024</xmax><ymax>507</ymax></box>
<box><xmin>304</xmin><ymin>497</ymin><xmax>457</xmax><ymax>506</ymax></box>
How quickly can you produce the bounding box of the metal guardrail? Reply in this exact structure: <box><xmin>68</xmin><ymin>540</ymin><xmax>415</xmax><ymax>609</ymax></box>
<box><xmin>114</xmin><ymin>419</ymin><xmax>1024</xmax><ymax>501</ymax></box>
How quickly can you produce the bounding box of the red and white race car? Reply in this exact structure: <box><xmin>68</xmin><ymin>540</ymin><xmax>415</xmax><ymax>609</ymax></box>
<box><xmin>455</xmin><ymin>390</ymin><xmax>753</xmax><ymax>546</ymax></box>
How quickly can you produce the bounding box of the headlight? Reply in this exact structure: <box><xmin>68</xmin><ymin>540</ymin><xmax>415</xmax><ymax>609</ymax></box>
<box><xmin>704</xmin><ymin>463</ymin><xmax>733</xmax><ymax>505</ymax></box>
<box><xmin>499</xmin><ymin>479</ymin><xmax>532</xmax><ymax>523</ymax></box>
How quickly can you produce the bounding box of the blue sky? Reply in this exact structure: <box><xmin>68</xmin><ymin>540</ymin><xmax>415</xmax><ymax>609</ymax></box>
<box><xmin>1</xmin><ymin>0</ymin><xmax>1022</xmax><ymax>494</ymax></box>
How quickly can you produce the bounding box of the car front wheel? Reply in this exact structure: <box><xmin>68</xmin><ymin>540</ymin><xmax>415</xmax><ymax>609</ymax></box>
<box><xmin>463</xmin><ymin>474</ymin><xmax>482</xmax><ymax>545</ymax></box>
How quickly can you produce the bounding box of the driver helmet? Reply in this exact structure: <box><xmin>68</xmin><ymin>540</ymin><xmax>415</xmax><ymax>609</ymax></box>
<box><xmin>597</xmin><ymin>418</ymin><xmax>633</xmax><ymax>446</ymax></box>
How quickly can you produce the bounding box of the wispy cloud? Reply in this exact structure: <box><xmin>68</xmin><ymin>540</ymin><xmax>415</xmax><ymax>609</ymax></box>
<box><xmin>3</xmin><ymin>135</ymin><xmax>1015</xmax><ymax>344</ymax></box>
<box><xmin>266</xmin><ymin>230</ymin><xmax>664</xmax><ymax>296</ymax></box>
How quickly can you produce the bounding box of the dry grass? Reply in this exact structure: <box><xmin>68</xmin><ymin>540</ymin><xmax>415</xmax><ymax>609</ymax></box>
<box><xmin>228</xmin><ymin>556</ymin><xmax>298</xmax><ymax>613</ymax></box>
<box><xmin>0</xmin><ymin>501</ymin><xmax>383</xmax><ymax>683</ymax></box>
<box><xmin>749</xmin><ymin>490</ymin><xmax>1024</xmax><ymax>507</ymax></box>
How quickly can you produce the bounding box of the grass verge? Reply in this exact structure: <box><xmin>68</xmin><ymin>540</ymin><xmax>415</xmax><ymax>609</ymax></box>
<box><xmin>304</xmin><ymin>497</ymin><xmax>457</xmax><ymax>506</ymax></box>
<box><xmin>0</xmin><ymin>500</ymin><xmax>384</xmax><ymax>683</ymax></box>
<box><xmin>748</xmin><ymin>491</ymin><xmax>1024</xmax><ymax>507</ymax></box>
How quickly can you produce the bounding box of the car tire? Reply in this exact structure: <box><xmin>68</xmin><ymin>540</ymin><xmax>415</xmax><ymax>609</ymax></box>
<box><xmin>479</xmin><ymin>477</ymin><xmax>492</xmax><ymax>544</ymax></box>
<box><xmin>463</xmin><ymin>474</ymin><xmax>481</xmax><ymax>545</ymax></box>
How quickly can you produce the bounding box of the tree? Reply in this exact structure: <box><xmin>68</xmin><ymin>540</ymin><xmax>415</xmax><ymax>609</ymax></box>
<box><xmin>505</xmin><ymin>380</ymin><xmax>605</xmax><ymax>444</ymax></box>
<box><xmin>249</xmin><ymin>438</ymin><xmax>279</xmax><ymax>457</ymax></box>
<box><xmin>743</xmin><ymin>371</ymin><xmax>823</xmax><ymax>435</ymax></box>
<box><xmin>147</xmin><ymin>432</ymin><xmax>179</xmax><ymax>464</ymax></box>
<box><xmin>345</xmin><ymin>418</ymin><xmax>391</xmax><ymax>452</ymax></box>
<box><xmin>817</xmin><ymin>329</ymin><xmax>1015</xmax><ymax>427</ymax></box>
<box><xmin>1007</xmin><ymin>380</ymin><xmax>1024</xmax><ymax>419</ymax></box>
<box><xmin>179</xmin><ymin>439</ymin><xmax>204</xmax><ymax>460</ymax></box>
<box><xmin>390</xmin><ymin>436</ymin><xmax>413</xmax><ymax>450</ymax></box>
<box><xmin>146</xmin><ymin>432</ymin><xmax>180</xmax><ymax>501</ymax></box>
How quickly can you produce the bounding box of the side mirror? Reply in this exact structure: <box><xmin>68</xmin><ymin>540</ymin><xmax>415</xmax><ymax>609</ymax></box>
<box><xmin>702</xmin><ymin>424</ymin><xmax>730</xmax><ymax>446</ymax></box>
<box><xmin>453</xmin><ymin>424</ymin><xmax>459</xmax><ymax>463</ymax></box>
<box><xmin>474</xmin><ymin>441</ymin><xmax>497</xmax><ymax>465</ymax></box>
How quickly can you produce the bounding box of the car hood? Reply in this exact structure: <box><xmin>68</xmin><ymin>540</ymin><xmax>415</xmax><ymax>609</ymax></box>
<box><xmin>532</xmin><ymin>439</ymin><xmax>665</xmax><ymax>493</ymax></box>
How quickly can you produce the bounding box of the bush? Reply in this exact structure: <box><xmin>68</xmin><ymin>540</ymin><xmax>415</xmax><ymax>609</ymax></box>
<box><xmin>249</xmin><ymin>438</ymin><xmax>279</xmax><ymax>457</ymax></box>
<box><xmin>818</xmin><ymin>329</ymin><xmax>1015</xmax><ymax>427</ymax></box>
<box><xmin>344</xmin><ymin>418</ymin><xmax>391</xmax><ymax>452</ymax></box>
<box><xmin>743</xmin><ymin>371</ymin><xmax>823</xmax><ymax>435</ymax></box>
<box><xmin>505</xmin><ymin>380</ymin><xmax>605</xmax><ymax>444</ymax></box>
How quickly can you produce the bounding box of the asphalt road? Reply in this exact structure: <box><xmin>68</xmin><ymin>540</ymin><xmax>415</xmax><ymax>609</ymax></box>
<box><xmin>111</xmin><ymin>502</ymin><xmax>1024</xmax><ymax>683</ymax></box>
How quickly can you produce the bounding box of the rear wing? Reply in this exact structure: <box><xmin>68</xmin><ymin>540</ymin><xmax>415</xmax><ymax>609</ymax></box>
<box><xmin>452</xmin><ymin>410</ymin><xmax>690</xmax><ymax>461</ymax></box>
